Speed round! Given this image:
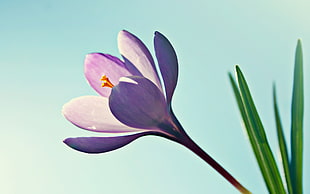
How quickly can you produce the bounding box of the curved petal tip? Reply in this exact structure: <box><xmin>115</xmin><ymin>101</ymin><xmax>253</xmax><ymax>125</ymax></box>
<box><xmin>118</xmin><ymin>30</ymin><xmax>162</xmax><ymax>89</ymax></box>
<box><xmin>154</xmin><ymin>31</ymin><xmax>178</xmax><ymax>104</ymax></box>
<box><xmin>63</xmin><ymin>132</ymin><xmax>150</xmax><ymax>154</ymax></box>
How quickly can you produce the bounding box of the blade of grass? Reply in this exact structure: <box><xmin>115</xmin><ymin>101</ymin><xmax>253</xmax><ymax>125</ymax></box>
<box><xmin>229</xmin><ymin>73</ymin><xmax>280</xmax><ymax>193</ymax></box>
<box><xmin>230</xmin><ymin>66</ymin><xmax>286</xmax><ymax>193</ymax></box>
<box><xmin>273</xmin><ymin>85</ymin><xmax>293</xmax><ymax>194</ymax></box>
<box><xmin>235</xmin><ymin>66</ymin><xmax>285</xmax><ymax>193</ymax></box>
<box><xmin>290</xmin><ymin>39</ymin><xmax>304</xmax><ymax>194</ymax></box>
<box><xmin>229</xmin><ymin>73</ymin><xmax>263</xmax><ymax>189</ymax></box>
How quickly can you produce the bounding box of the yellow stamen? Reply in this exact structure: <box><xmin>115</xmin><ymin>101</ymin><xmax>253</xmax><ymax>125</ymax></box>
<box><xmin>100</xmin><ymin>75</ymin><xmax>114</xmax><ymax>88</ymax></box>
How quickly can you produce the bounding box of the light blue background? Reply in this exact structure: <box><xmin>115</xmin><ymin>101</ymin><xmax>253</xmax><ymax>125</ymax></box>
<box><xmin>0</xmin><ymin>0</ymin><xmax>309</xmax><ymax>193</ymax></box>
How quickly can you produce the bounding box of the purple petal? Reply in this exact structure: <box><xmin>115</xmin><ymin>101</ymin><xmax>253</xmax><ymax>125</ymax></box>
<box><xmin>64</xmin><ymin>132</ymin><xmax>151</xmax><ymax>153</ymax></box>
<box><xmin>62</xmin><ymin>96</ymin><xmax>144</xmax><ymax>133</ymax></box>
<box><xmin>109</xmin><ymin>76</ymin><xmax>169</xmax><ymax>129</ymax></box>
<box><xmin>154</xmin><ymin>31</ymin><xmax>179</xmax><ymax>105</ymax></box>
<box><xmin>84</xmin><ymin>53</ymin><xmax>132</xmax><ymax>97</ymax></box>
<box><xmin>118</xmin><ymin>30</ymin><xmax>162</xmax><ymax>90</ymax></box>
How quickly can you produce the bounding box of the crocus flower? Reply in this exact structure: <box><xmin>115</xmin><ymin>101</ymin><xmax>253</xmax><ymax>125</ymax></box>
<box><xmin>63</xmin><ymin>30</ymin><xmax>183</xmax><ymax>153</ymax></box>
<box><xmin>62</xmin><ymin>30</ymin><xmax>250</xmax><ymax>194</ymax></box>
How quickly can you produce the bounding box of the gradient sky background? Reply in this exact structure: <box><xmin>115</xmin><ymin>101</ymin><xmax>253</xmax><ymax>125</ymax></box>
<box><xmin>0</xmin><ymin>0</ymin><xmax>309</xmax><ymax>193</ymax></box>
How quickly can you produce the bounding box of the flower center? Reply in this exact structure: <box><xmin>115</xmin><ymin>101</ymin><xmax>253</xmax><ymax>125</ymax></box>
<box><xmin>100</xmin><ymin>75</ymin><xmax>114</xmax><ymax>88</ymax></box>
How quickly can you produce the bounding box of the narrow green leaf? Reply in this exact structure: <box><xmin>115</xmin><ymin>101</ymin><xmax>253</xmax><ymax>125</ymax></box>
<box><xmin>229</xmin><ymin>73</ymin><xmax>261</xmax><ymax>162</ymax></box>
<box><xmin>229</xmin><ymin>72</ymin><xmax>277</xmax><ymax>193</ymax></box>
<box><xmin>273</xmin><ymin>85</ymin><xmax>293</xmax><ymax>194</ymax></box>
<box><xmin>230</xmin><ymin>66</ymin><xmax>286</xmax><ymax>193</ymax></box>
<box><xmin>229</xmin><ymin>73</ymin><xmax>260</xmax><ymax>156</ymax></box>
<box><xmin>229</xmin><ymin>74</ymin><xmax>273</xmax><ymax>190</ymax></box>
<box><xmin>290</xmin><ymin>39</ymin><xmax>304</xmax><ymax>194</ymax></box>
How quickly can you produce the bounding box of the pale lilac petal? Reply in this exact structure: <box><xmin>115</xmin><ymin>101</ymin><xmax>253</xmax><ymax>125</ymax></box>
<box><xmin>62</xmin><ymin>96</ymin><xmax>144</xmax><ymax>133</ymax></box>
<box><xmin>64</xmin><ymin>132</ymin><xmax>151</xmax><ymax>153</ymax></box>
<box><xmin>154</xmin><ymin>31</ymin><xmax>179</xmax><ymax>105</ymax></box>
<box><xmin>84</xmin><ymin>53</ymin><xmax>132</xmax><ymax>97</ymax></box>
<box><xmin>109</xmin><ymin>76</ymin><xmax>169</xmax><ymax>129</ymax></box>
<box><xmin>118</xmin><ymin>30</ymin><xmax>162</xmax><ymax>90</ymax></box>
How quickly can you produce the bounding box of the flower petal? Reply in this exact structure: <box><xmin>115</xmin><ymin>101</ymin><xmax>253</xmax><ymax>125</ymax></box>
<box><xmin>84</xmin><ymin>53</ymin><xmax>132</xmax><ymax>97</ymax></box>
<box><xmin>154</xmin><ymin>31</ymin><xmax>179</xmax><ymax>105</ymax></box>
<box><xmin>109</xmin><ymin>76</ymin><xmax>168</xmax><ymax>129</ymax></box>
<box><xmin>64</xmin><ymin>132</ymin><xmax>151</xmax><ymax>154</ymax></box>
<box><xmin>62</xmin><ymin>96</ymin><xmax>143</xmax><ymax>133</ymax></box>
<box><xmin>118</xmin><ymin>30</ymin><xmax>162</xmax><ymax>90</ymax></box>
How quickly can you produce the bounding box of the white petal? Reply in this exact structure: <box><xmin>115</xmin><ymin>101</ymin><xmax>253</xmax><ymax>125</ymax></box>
<box><xmin>62</xmin><ymin>96</ymin><xmax>143</xmax><ymax>133</ymax></box>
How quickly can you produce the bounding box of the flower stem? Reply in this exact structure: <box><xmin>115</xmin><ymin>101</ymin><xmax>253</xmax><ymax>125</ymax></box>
<box><xmin>179</xmin><ymin>133</ymin><xmax>251</xmax><ymax>194</ymax></box>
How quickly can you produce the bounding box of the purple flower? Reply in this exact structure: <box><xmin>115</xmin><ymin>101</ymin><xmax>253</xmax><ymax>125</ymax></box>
<box><xmin>62</xmin><ymin>30</ymin><xmax>250</xmax><ymax>193</ymax></box>
<box><xmin>63</xmin><ymin>30</ymin><xmax>185</xmax><ymax>153</ymax></box>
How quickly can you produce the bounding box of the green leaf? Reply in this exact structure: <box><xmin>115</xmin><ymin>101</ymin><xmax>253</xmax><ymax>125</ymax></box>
<box><xmin>229</xmin><ymin>67</ymin><xmax>285</xmax><ymax>193</ymax></box>
<box><xmin>273</xmin><ymin>85</ymin><xmax>293</xmax><ymax>194</ymax></box>
<box><xmin>290</xmin><ymin>39</ymin><xmax>304</xmax><ymax>194</ymax></box>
